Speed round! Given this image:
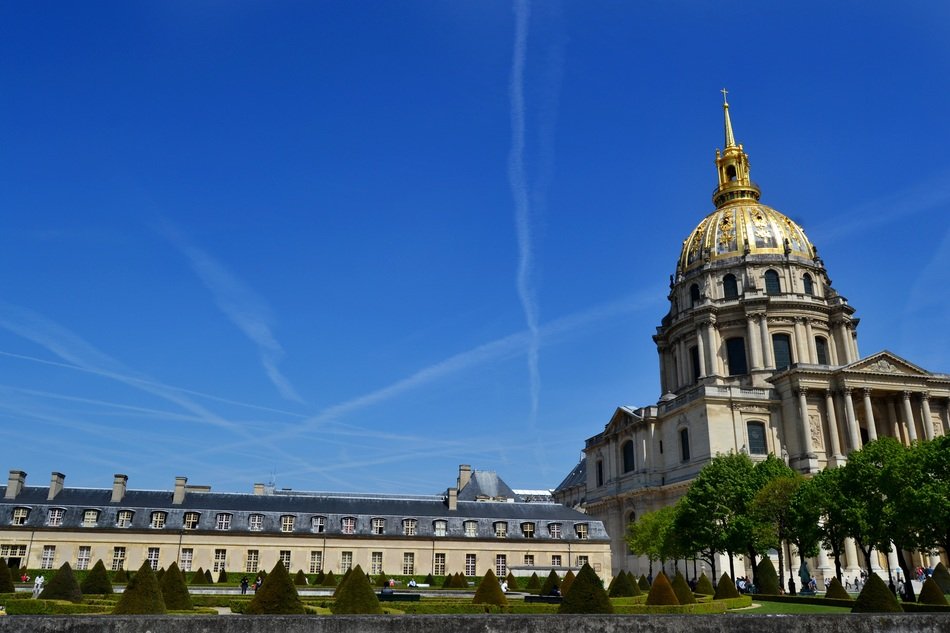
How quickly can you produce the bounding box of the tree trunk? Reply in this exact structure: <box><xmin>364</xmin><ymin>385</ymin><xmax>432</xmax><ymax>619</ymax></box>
<box><xmin>777</xmin><ymin>543</ymin><xmax>785</xmax><ymax>592</ymax></box>
<box><xmin>831</xmin><ymin>544</ymin><xmax>843</xmax><ymax>581</ymax></box>
<box><xmin>894</xmin><ymin>546</ymin><xmax>917</xmax><ymax>602</ymax></box>
<box><xmin>728</xmin><ymin>551</ymin><xmax>735</xmax><ymax>582</ymax></box>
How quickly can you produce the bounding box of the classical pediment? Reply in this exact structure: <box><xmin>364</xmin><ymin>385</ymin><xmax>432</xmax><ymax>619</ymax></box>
<box><xmin>844</xmin><ymin>351</ymin><xmax>930</xmax><ymax>377</ymax></box>
<box><xmin>603</xmin><ymin>406</ymin><xmax>642</xmax><ymax>435</ymax></box>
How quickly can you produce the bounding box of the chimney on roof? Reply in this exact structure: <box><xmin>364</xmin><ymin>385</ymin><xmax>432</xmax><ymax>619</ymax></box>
<box><xmin>48</xmin><ymin>472</ymin><xmax>65</xmax><ymax>500</ymax></box>
<box><xmin>458</xmin><ymin>464</ymin><xmax>472</xmax><ymax>491</ymax></box>
<box><xmin>111</xmin><ymin>474</ymin><xmax>128</xmax><ymax>503</ymax></box>
<box><xmin>253</xmin><ymin>483</ymin><xmax>265</xmax><ymax>495</ymax></box>
<box><xmin>173</xmin><ymin>476</ymin><xmax>187</xmax><ymax>505</ymax></box>
<box><xmin>5</xmin><ymin>470</ymin><xmax>26</xmax><ymax>500</ymax></box>
<box><xmin>446</xmin><ymin>487</ymin><xmax>458</xmax><ymax>511</ymax></box>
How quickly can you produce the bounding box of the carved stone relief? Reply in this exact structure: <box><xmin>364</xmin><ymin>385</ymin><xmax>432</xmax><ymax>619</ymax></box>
<box><xmin>809</xmin><ymin>413</ymin><xmax>824</xmax><ymax>450</ymax></box>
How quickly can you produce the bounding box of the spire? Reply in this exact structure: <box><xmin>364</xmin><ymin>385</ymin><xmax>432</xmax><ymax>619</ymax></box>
<box><xmin>721</xmin><ymin>88</ymin><xmax>736</xmax><ymax>148</ymax></box>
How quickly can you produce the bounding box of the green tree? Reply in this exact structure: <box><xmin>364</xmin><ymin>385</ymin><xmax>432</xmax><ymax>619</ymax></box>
<box><xmin>805</xmin><ymin>467</ymin><xmax>850</xmax><ymax>582</ymax></box>
<box><xmin>472</xmin><ymin>569</ymin><xmax>507</xmax><ymax>606</ymax></box>
<box><xmin>80</xmin><ymin>560</ymin><xmax>113</xmax><ymax>594</ymax></box>
<box><xmin>331</xmin><ymin>565</ymin><xmax>382</xmax><ymax>614</ymax></box>
<box><xmin>751</xmin><ymin>475</ymin><xmax>802</xmax><ymax>589</ymax></box>
<box><xmin>559</xmin><ymin>563</ymin><xmax>612</xmax><ymax>614</ymax></box>
<box><xmin>113</xmin><ymin>561</ymin><xmax>166</xmax><ymax>614</ymax></box>
<box><xmin>246</xmin><ymin>561</ymin><xmax>305</xmax><ymax>614</ymax></box>
<box><xmin>160</xmin><ymin>562</ymin><xmax>193</xmax><ymax>610</ymax></box>
<box><xmin>39</xmin><ymin>562</ymin><xmax>83</xmax><ymax>603</ymax></box>
<box><xmin>626</xmin><ymin>505</ymin><xmax>678</xmax><ymax>575</ymax></box>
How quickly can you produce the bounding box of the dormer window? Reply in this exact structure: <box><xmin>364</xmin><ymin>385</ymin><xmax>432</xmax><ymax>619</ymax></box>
<box><xmin>371</xmin><ymin>518</ymin><xmax>386</xmax><ymax>535</ymax></box>
<box><xmin>341</xmin><ymin>517</ymin><xmax>355</xmax><ymax>534</ymax></box>
<box><xmin>82</xmin><ymin>509</ymin><xmax>99</xmax><ymax>528</ymax></box>
<box><xmin>280</xmin><ymin>515</ymin><xmax>296</xmax><ymax>533</ymax></box>
<box><xmin>11</xmin><ymin>507</ymin><xmax>29</xmax><ymax>525</ymax></box>
<box><xmin>249</xmin><ymin>514</ymin><xmax>264</xmax><ymax>531</ymax></box>
<box><xmin>463</xmin><ymin>520</ymin><xmax>477</xmax><ymax>537</ymax></box>
<box><xmin>548</xmin><ymin>523</ymin><xmax>562</xmax><ymax>539</ymax></box>
<box><xmin>521</xmin><ymin>522</ymin><xmax>535</xmax><ymax>538</ymax></box>
<box><xmin>493</xmin><ymin>521</ymin><xmax>508</xmax><ymax>538</ymax></box>
<box><xmin>183</xmin><ymin>512</ymin><xmax>200</xmax><ymax>530</ymax></box>
<box><xmin>311</xmin><ymin>516</ymin><xmax>326</xmax><ymax>533</ymax></box>
<box><xmin>215</xmin><ymin>513</ymin><xmax>232</xmax><ymax>530</ymax></box>
<box><xmin>402</xmin><ymin>518</ymin><xmax>417</xmax><ymax>536</ymax></box>
<box><xmin>116</xmin><ymin>510</ymin><xmax>134</xmax><ymax>528</ymax></box>
<box><xmin>433</xmin><ymin>520</ymin><xmax>447</xmax><ymax>537</ymax></box>
<box><xmin>150</xmin><ymin>511</ymin><xmax>167</xmax><ymax>529</ymax></box>
<box><xmin>574</xmin><ymin>523</ymin><xmax>589</xmax><ymax>540</ymax></box>
<box><xmin>47</xmin><ymin>508</ymin><xmax>64</xmax><ymax>527</ymax></box>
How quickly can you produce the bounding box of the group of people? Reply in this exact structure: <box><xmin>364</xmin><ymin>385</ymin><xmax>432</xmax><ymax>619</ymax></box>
<box><xmin>735</xmin><ymin>576</ymin><xmax>757</xmax><ymax>594</ymax></box>
<box><xmin>239</xmin><ymin>576</ymin><xmax>263</xmax><ymax>594</ymax></box>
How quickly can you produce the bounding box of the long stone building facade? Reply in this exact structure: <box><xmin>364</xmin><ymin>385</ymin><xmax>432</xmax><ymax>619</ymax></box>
<box><xmin>1</xmin><ymin>464</ymin><xmax>611</xmax><ymax>579</ymax></box>
<box><xmin>555</xmin><ymin>95</ymin><xmax>950</xmax><ymax>581</ymax></box>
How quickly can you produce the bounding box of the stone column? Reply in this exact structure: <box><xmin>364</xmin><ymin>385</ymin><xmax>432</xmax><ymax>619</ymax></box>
<box><xmin>920</xmin><ymin>393</ymin><xmax>934</xmax><ymax>441</ymax></box>
<box><xmin>862</xmin><ymin>388</ymin><xmax>877</xmax><ymax>441</ymax></box>
<box><xmin>902</xmin><ymin>391</ymin><xmax>918</xmax><ymax>442</ymax></box>
<box><xmin>824</xmin><ymin>390</ymin><xmax>843</xmax><ymax>459</ymax></box>
<box><xmin>887</xmin><ymin>398</ymin><xmax>902</xmax><ymax>443</ymax></box>
<box><xmin>887</xmin><ymin>546</ymin><xmax>900</xmax><ymax>578</ymax></box>
<box><xmin>695</xmin><ymin>327</ymin><xmax>707</xmax><ymax>379</ymax></box>
<box><xmin>943</xmin><ymin>399</ymin><xmax>950</xmax><ymax>436</ymax></box>
<box><xmin>760</xmin><ymin>316</ymin><xmax>774</xmax><ymax>369</ymax></box>
<box><xmin>747</xmin><ymin>316</ymin><xmax>763</xmax><ymax>370</ymax></box>
<box><xmin>844</xmin><ymin>538</ymin><xmax>860</xmax><ymax>575</ymax></box>
<box><xmin>851</xmin><ymin>325</ymin><xmax>860</xmax><ymax>361</ymax></box>
<box><xmin>834</xmin><ymin>322</ymin><xmax>851</xmax><ymax>364</ymax></box>
<box><xmin>794</xmin><ymin>318</ymin><xmax>808</xmax><ymax>364</ymax></box>
<box><xmin>805</xmin><ymin>319</ymin><xmax>817</xmax><ymax>364</ymax></box>
<box><xmin>798</xmin><ymin>387</ymin><xmax>815</xmax><ymax>456</ymax></box>
<box><xmin>705</xmin><ymin>321</ymin><xmax>718</xmax><ymax>377</ymax></box>
<box><xmin>841</xmin><ymin>387</ymin><xmax>861</xmax><ymax>452</ymax></box>
<box><xmin>657</xmin><ymin>346</ymin><xmax>667</xmax><ymax>395</ymax></box>
<box><xmin>711</xmin><ymin>324</ymin><xmax>724</xmax><ymax>376</ymax></box>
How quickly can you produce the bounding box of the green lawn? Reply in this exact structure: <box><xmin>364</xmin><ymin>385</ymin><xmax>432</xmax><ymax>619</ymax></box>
<box><xmin>738</xmin><ymin>600</ymin><xmax>851</xmax><ymax>614</ymax></box>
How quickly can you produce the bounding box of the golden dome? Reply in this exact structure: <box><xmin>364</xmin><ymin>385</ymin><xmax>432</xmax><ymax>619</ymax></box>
<box><xmin>678</xmin><ymin>203</ymin><xmax>816</xmax><ymax>273</ymax></box>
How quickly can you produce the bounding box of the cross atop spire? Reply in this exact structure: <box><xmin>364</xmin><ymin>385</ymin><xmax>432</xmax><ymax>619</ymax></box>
<box><xmin>720</xmin><ymin>87</ymin><xmax>728</xmax><ymax>105</ymax></box>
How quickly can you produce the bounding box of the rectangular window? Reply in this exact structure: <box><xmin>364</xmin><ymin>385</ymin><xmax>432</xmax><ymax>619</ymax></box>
<box><xmin>147</xmin><ymin>547</ymin><xmax>160</xmax><ymax>570</ymax></box>
<box><xmin>575</xmin><ymin>523</ymin><xmax>589</xmax><ymax>540</ymax></box>
<box><xmin>747</xmin><ymin>422</ymin><xmax>768</xmax><ymax>455</ymax></box>
<box><xmin>11</xmin><ymin>507</ymin><xmax>29</xmax><ymax>525</ymax></box>
<box><xmin>76</xmin><ymin>546</ymin><xmax>91</xmax><ymax>570</ymax></box>
<box><xmin>493</xmin><ymin>522</ymin><xmax>507</xmax><ymax>538</ymax></box>
<box><xmin>47</xmin><ymin>509</ymin><xmax>64</xmax><ymax>527</ymax></box>
<box><xmin>245</xmin><ymin>550</ymin><xmax>259</xmax><ymax>574</ymax></box>
<box><xmin>281</xmin><ymin>515</ymin><xmax>295</xmax><ymax>533</ymax></box>
<box><xmin>249</xmin><ymin>514</ymin><xmax>263</xmax><ymax>531</ymax></box>
<box><xmin>403</xmin><ymin>519</ymin><xmax>417</xmax><ymax>536</ymax></box>
<box><xmin>371</xmin><ymin>518</ymin><xmax>385</xmax><ymax>535</ymax></box>
<box><xmin>112</xmin><ymin>546</ymin><xmax>126</xmax><ymax>571</ymax></box>
<box><xmin>279</xmin><ymin>550</ymin><xmax>291</xmax><ymax>570</ymax></box>
<box><xmin>576</xmin><ymin>555</ymin><xmax>589</xmax><ymax>567</ymax></box>
<box><xmin>772</xmin><ymin>333</ymin><xmax>793</xmax><ymax>370</ymax></box>
<box><xmin>434</xmin><ymin>552</ymin><xmax>446</xmax><ymax>576</ymax></box>
<box><xmin>495</xmin><ymin>554</ymin><xmax>507</xmax><ymax>577</ymax></box>
<box><xmin>150</xmin><ymin>512</ymin><xmax>166</xmax><ymax>529</ymax></box>
<box><xmin>464</xmin><ymin>521</ymin><xmax>477</xmax><ymax>537</ymax></box>
<box><xmin>690</xmin><ymin>345</ymin><xmax>701</xmax><ymax>383</ymax></box>
<box><xmin>524</xmin><ymin>554</ymin><xmax>534</xmax><ymax>566</ymax></box>
<box><xmin>521</xmin><ymin>522</ymin><xmax>535</xmax><ymax>538</ymax></box>
<box><xmin>371</xmin><ymin>552</ymin><xmax>383</xmax><ymax>575</ymax></box>
<box><xmin>341</xmin><ymin>517</ymin><xmax>355</xmax><ymax>534</ymax></box>
<box><xmin>117</xmin><ymin>510</ymin><xmax>134</xmax><ymax>528</ymax></box>
<box><xmin>402</xmin><ymin>552</ymin><xmax>414</xmax><ymax>575</ymax></box>
<box><xmin>214</xmin><ymin>548</ymin><xmax>227</xmax><ymax>572</ymax></box>
<box><xmin>309</xmin><ymin>551</ymin><xmax>323</xmax><ymax>574</ymax></box>
<box><xmin>0</xmin><ymin>545</ymin><xmax>26</xmax><ymax>558</ymax></box>
<box><xmin>548</xmin><ymin>523</ymin><xmax>561</xmax><ymax>539</ymax></box>
<box><xmin>41</xmin><ymin>545</ymin><xmax>56</xmax><ymax>569</ymax></box>
<box><xmin>552</xmin><ymin>554</ymin><xmax>562</xmax><ymax>567</ymax></box>
<box><xmin>464</xmin><ymin>554</ymin><xmax>476</xmax><ymax>577</ymax></box>
<box><xmin>680</xmin><ymin>428</ymin><xmax>691</xmax><ymax>462</ymax></box>
<box><xmin>311</xmin><ymin>516</ymin><xmax>325</xmax><ymax>533</ymax></box>
<box><xmin>183</xmin><ymin>512</ymin><xmax>199</xmax><ymax>530</ymax></box>
<box><xmin>340</xmin><ymin>551</ymin><xmax>352</xmax><ymax>573</ymax></box>
<box><xmin>726</xmin><ymin>337</ymin><xmax>748</xmax><ymax>376</ymax></box>
<box><xmin>433</xmin><ymin>520</ymin><xmax>447</xmax><ymax>537</ymax></box>
<box><xmin>215</xmin><ymin>514</ymin><xmax>231</xmax><ymax>530</ymax></box>
<box><xmin>82</xmin><ymin>509</ymin><xmax>99</xmax><ymax>527</ymax></box>
<box><xmin>180</xmin><ymin>548</ymin><xmax>194</xmax><ymax>572</ymax></box>
<box><xmin>815</xmin><ymin>337</ymin><xmax>829</xmax><ymax>365</ymax></box>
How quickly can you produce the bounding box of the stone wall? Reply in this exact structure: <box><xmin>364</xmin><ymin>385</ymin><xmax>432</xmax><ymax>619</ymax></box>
<box><xmin>0</xmin><ymin>614</ymin><xmax>947</xmax><ymax>633</ymax></box>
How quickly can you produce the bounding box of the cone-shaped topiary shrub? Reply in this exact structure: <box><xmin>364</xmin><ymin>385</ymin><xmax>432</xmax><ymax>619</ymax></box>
<box><xmin>424</xmin><ymin>573</ymin><xmax>435</xmax><ymax>585</ymax></box>
<box><xmin>645</xmin><ymin>571</ymin><xmax>679</xmax><ymax>606</ymax></box>
<box><xmin>190</xmin><ymin>567</ymin><xmax>205</xmax><ymax>585</ymax></box>
<box><xmin>695</xmin><ymin>572</ymin><xmax>714</xmax><ymax>596</ymax></box>
<box><xmin>441</xmin><ymin>573</ymin><xmax>454</xmax><ymax>588</ymax></box>
<box><xmin>204</xmin><ymin>569</ymin><xmax>213</xmax><ymax>583</ymax></box>
<box><xmin>0</xmin><ymin>557</ymin><xmax>15</xmax><ymax>593</ymax></box>
<box><xmin>378</xmin><ymin>571</ymin><xmax>390</xmax><ymax>587</ymax></box>
<box><xmin>559</xmin><ymin>563</ymin><xmax>613</xmax><ymax>613</ymax></box>
<box><xmin>39</xmin><ymin>562</ymin><xmax>83</xmax><ymax>603</ymax></box>
<box><xmin>933</xmin><ymin>563</ymin><xmax>950</xmax><ymax>594</ymax></box>
<box><xmin>114</xmin><ymin>567</ymin><xmax>128</xmax><ymax>583</ymax></box>
<box><xmin>217</xmin><ymin>569</ymin><xmax>228</xmax><ymax>584</ymax></box>
<box><xmin>156</xmin><ymin>568</ymin><xmax>165</xmax><ymax>583</ymax></box>
<box><xmin>81</xmin><ymin>560</ymin><xmax>113</xmax><ymax>595</ymax></box>
<box><xmin>453</xmin><ymin>572</ymin><xmax>468</xmax><ymax>588</ymax></box>
<box><xmin>714</xmin><ymin>572</ymin><xmax>740</xmax><ymax>599</ymax></box>
<box><xmin>852</xmin><ymin>573</ymin><xmax>902</xmax><ymax>612</ymax></box>
<box><xmin>160</xmin><ymin>562</ymin><xmax>193</xmax><ymax>611</ymax></box>
<box><xmin>561</xmin><ymin>570</ymin><xmax>577</xmax><ymax>596</ymax></box>
<box><xmin>294</xmin><ymin>569</ymin><xmax>307</xmax><ymax>586</ymax></box>
<box><xmin>671</xmin><ymin>570</ymin><xmax>697</xmax><ymax>604</ymax></box>
<box><xmin>113</xmin><ymin>561</ymin><xmax>166</xmax><ymax>614</ymax></box>
<box><xmin>246</xmin><ymin>561</ymin><xmax>305</xmax><ymax>614</ymax></box>
<box><xmin>755</xmin><ymin>557</ymin><xmax>780</xmax><ymax>595</ymax></box>
<box><xmin>331</xmin><ymin>565</ymin><xmax>383</xmax><ymax>614</ymax></box>
<box><xmin>540</xmin><ymin>570</ymin><xmax>561</xmax><ymax>596</ymax></box>
<box><xmin>607</xmin><ymin>570</ymin><xmax>637</xmax><ymax>597</ymax></box>
<box><xmin>506</xmin><ymin>570</ymin><xmax>518</xmax><ymax>589</ymax></box>
<box><xmin>321</xmin><ymin>570</ymin><xmax>337</xmax><ymax>586</ymax></box>
<box><xmin>918</xmin><ymin>577</ymin><xmax>949</xmax><ymax>606</ymax></box>
<box><xmin>472</xmin><ymin>569</ymin><xmax>507</xmax><ymax>606</ymax></box>
<box><xmin>333</xmin><ymin>568</ymin><xmax>352</xmax><ymax>596</ymax></box>
<box><xmin>638</xmin><ymin>574</ymin><xmax>650</xmax><ymax>591</ymax></box>
<box><xmin>313</xmin><ymin>570</ymin><xmax>325</xmax><ymax>584</ymax></box>
<box><xmin>525</xmin><ymin>572</ymin><xmax>542</xmax><ymax>593</ymax></box>
<box><xmin>825</xmin><ymin>576</ymin><xmax>852</xmax><ymax>600</ymax></box>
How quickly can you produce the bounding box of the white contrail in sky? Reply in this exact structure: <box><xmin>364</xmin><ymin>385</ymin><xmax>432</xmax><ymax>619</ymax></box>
<box><xmin>508</xmin><ymin>0</ymin><xmax>541</xmax><ymax>424</ymax></box>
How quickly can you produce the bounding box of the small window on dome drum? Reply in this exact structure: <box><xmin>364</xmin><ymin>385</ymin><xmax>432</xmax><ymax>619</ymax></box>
<box><xmin>815</xmin><ymin>337</ymin><xmax>829</xmax><ymax>365</ymax></box>
<box><xmin>772</xmin><ymin>334</ymin><xmax>793</xmax><ymax>369</ymax></box>
<box><xmin>764</xmin><ymin>270</ymin><xmax>781</xmax><ymax>295</ymax></box>
<box><xmin>802</xmin><ymin>273</ymin><xmax>814</xmax><ymax>295</ymax></box>
<box><xmin>723</xmin><ymin>274</ymin><xmax>739</xmax><ymax>300</ymax></box>
<box><xmin>690</xmin><ymin>284</ymin><xmax>701</xmax><ymax>307</ymax></box>
<box><xmin>622</xmin><ymin>440</ymin><xmax>635</xmax><ymax>473</ymax></box>
<box><xmin>726</xmin><ymin>337</ymin><xmax>748</xmax><ymax>376</ymax></box>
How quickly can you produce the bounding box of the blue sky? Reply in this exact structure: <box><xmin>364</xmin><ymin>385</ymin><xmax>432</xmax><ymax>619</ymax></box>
<box><xmin>1</xmin><ymin>1</ymin><xmax>948</xmax><ymax>496</ymax></box>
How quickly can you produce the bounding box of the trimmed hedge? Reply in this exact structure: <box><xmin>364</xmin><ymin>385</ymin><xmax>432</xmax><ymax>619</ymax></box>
<box><xmin>39</xmin><ymin>562</ymin><xmax>83</xmax><ymax>603</ymax></box>
<box><xmin>751</xmin><ymin>594</ymin><xmax>856</xmax><ymax>608</ymax></box>
<box><xmin>613</xmin><ymin>601</ymin><xmax>726</xmax><ymax>615</ymax></box>
<box><xmin>755</xmin><ymin>557</ymin><xmax>780</xmax><ymax>595</ymax></box>
<box><xmin>919</xmin><ymin>577</ymin><xmax>949</xmax><ymax>606</ymax></box>
<box><xmin>852</xmin><ymin>573</ymin><xmax>903</xmax><ymax>613</ymax></box>
<box><xmin>246</xmin><ymin>561</ymin><xmax>305</xmax><ymax>615</ymax></box>
<box><xmin>0</xmin><ymin>557</ymin><xmax>14</xmax><ymax>593</ymax></box>
<box><xmin>638</xmin><ymin>574</ymin><xmax>650</xmax><ymax>591</ymax></box>
<box><xmin>825</xmin><ymin>576</ymin><xmax>852</xmax><ymax>600</ymax></box>
<box><xmin>472</xmin><ymin>569</ymin><xmax>507</xmax><ymax>606</ymax></box>
<box><xmin>525</xmin><ymin>572</ymin><xmax>542</xmax><ymax>593</ymax></box>
<box><xmin>190</xmin><ymin>567</ymin><xmax>205</xmax><ymax>585</ymax></box>
<box><xmin>646</xmin><ymin>571</ymin><xmax>678</xmax><ymax>606</ymax></box>
<box><xmin>331</xmin><ymin>565</ymin><xmax>382</xmax><ymax>615</ymax></box>
<box><xmin>933</xmin><ymin>562</ymin><xmax>950</xmax><ymax>594</ymax></box>
<box><xmin>695</xmin><ymin>572</ymin><xmax>714</xmax><ymax>596</ymax></box>
<box><xmin>113</xmin><ymin>561</ymin><xmax>166</xmax><ymax>614</ymax></box>
<box><xmin>671</xmin><ymin>570</ymin><xmax>696</xmax><ymax>604</ymax></box>
<box><xmin>607</xmin><ymin>571</ymin><xmax>637</xmax><ymax>597</ymax></box>
<box><xmin>714</xmin><ymin>572</ymin><xmax>740</xmax><ymax>599</ymax></box>
<box><xmin>539</xmin><ymin>570</ymin><xmax>561</xmax><ymax>596</ymax></box>
<box><xmin>4</xmin><ymin>599</ymin><xmax>111</xmax><ymax>615</ymax></box>
<box><xmin>559</xmin><ymin>563</ymin><xmax>612</xmax><ymax>614</ymax></box>
<box><xmin>160</xmin><ymin>562</ymin><xmax>193</xmax><ymax>611</ymax></box>
<box><xmin>560</xmin><ymin>570</ymin><xmax>576</xmax><ymax>596</ymax></box>
<box><xmin>322</xmin><ymin>571</ymin><xmax>337</xmax><ymax>587</ymax></box>
<box><xmin>294</xmin><ymin>569</ymin><xmax>308</xmax><ymax>586</ymax></box>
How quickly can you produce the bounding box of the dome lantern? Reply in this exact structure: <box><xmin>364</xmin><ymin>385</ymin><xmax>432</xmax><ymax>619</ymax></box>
<box><xmin>713</xmin><ymin>89</ymin><xmax>760</xmax><ymax>208</ymax></box>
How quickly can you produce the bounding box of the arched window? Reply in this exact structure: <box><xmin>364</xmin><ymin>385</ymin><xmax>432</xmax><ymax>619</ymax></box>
<box><xmin>622</xmin><ymin>440</ymin><xmax>635</xmax><ymax>473</ymax></box>
<box><xmin>595</xmin><ymin>460</ymin><xmax>604</xmax><ymax>487</ymax></box>
<box><xmin>690</xmin><ymin>283</ymin><xmax>701</xmax><ymax>307</ymax></box>
<box><xmin>747</xmin><ymin>421</ymin><xmax>767</xmax><ymax>455</ymax></box>
<box><xmin>726</xmin><ymin>337</ymin><xmax>748</xmax><ymax>375</ymax></box>
<box><xmin>772</xmin><ymin>333</ymin><xmax>793</xmax><ymax>369</ymax></box>
<box><xmin>815</xmin><ymin>336</ymin><xmax>829</xmax><ymax>365</ymax></box>
<box><xmin>764</xmin><ymin>269</ymin><xmax>781</xmax><ymax>295</ymax></box>
<box><xmin>690</xmin><ymin>345</ymin><xmax>701</xmax><ymax>383</ymax></box>
<box><xmin>802</xmin><ymin>273</ymin><xmax>814</xmax><ymax>295</ymax></box>
<box><xmin>679</xmin><ymin>428</ymin><xmax>691</xmax><ymax>462</ymax></box>
<box><xmin>723</xmin><ymin>273</ymin><xmax>739</xmax><ymax>300</ymax></box>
